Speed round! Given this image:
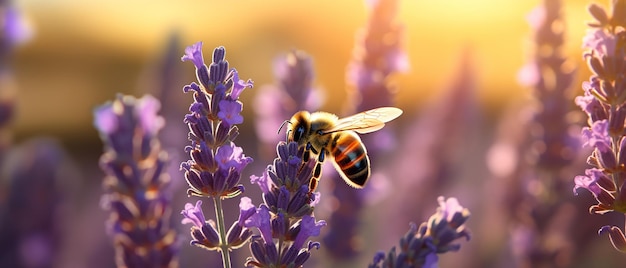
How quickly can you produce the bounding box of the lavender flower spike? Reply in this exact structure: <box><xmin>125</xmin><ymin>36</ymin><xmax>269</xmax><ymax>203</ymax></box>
<box><xmin>181</xmin><ymin>42</ymin><xmax>253</xmax><ymax>199</ymax></box>
<box><xmin>574</xmin><ymin>0</ymin><xmax>626</xmax><ymax>252</ymax></box>
<box><xmin>180</xmin><ymin>42</ymin><xmax>254</xmax><ymax>268</ymax></box>
<box><xmin>245</xmin><ymin>141</ymin><xmax>325</xmax><ymax>267</ymax></box>
<box><xmin>95</xmin><ymin>94</ymin><xmax>178</xmax><ymax>268</ymax></box>
<box><xmin>368</xmin><ymin>196</ymin><xmax>470</xmax><ymax>268</ymax></box>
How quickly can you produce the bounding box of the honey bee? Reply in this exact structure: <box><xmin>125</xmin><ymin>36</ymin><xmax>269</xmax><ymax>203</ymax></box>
<box><xmin>286</xmin><ymin>107</ymin><xmax>403</xmax><ymax>191</ymax></box>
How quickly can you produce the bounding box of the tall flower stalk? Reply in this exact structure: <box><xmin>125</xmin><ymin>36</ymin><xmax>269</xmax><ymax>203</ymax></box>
<box><xmin>179</xmin><ymin>42</ymin><xmax>254</xmax><ymax>268</ymax></box>
<box><xmin>499</xmin><ymin>0</ymin><xmax>584</xmax><ymax>265</ymax></box>
<box><xmin>94</xmin><ymin>94</ymin><xmax>179</xmax><ymax>267</ymax></box>
<box><xmin>574</xmin><ymin>0</ymin><xmax>626</xmax><ymax>253</ymax></box>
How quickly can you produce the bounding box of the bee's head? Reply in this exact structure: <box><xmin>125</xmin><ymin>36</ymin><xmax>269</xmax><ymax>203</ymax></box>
<box><xmin>287</xmin><ymin>111</ymin><xmax>310</xmax><ymax>144</ymax></box>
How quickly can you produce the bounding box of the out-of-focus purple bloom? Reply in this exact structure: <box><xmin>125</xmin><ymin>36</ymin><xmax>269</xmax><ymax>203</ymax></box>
<box><xmin>581</xmin><ymin>120</ymin><xmax>610</xmax><ymax>150</ymax></box>
<box><xmin>245</xmin><ymin>141</ymin><xmax>324</xmax><ymax>267</ymax></box>
<box><xmin>1</xmin><ymin>6</ymin><xmax>32</xmax><ymax>63</ymax></box>
<box><xmin>574</xmin><ymin>0</ymin><xmax>626</xmax><ymax>253</ymax></box>
<box><xmin>95</xmin><ymin>94</ymin><xmax>179</xmax><ymax>267</ymax></box>
<box><xmin>368</xmin><ymin>196</ymin><xmax>470</xmax><ymax>268</ymax></box>
<box><xmin>0</xmin><ymin>138</ymin><xmax>75</xmax><ymax>267</ymax></box>
<box><xmin>582</xmin><ymin>29</ymin><xmax>616</xmax><ymax>58</ymax></box>
<box><xmin>497</xmin><ymin>0</ymin><xmax>592</xmax><ymax>266</ymax></box>
<box><xmin>253</xmin><ymin>50</ymin><xmax>321</xmax><ymax>157</ymax></box>
<box><xmin>325</xmin><ymin>0</ymin><xmax>407</xmax><ymax>261</ymax></box>
<box><xmin>136</xmin><ymin>94</ymin><xmax>165</xmax><ymax>135</ymax></box>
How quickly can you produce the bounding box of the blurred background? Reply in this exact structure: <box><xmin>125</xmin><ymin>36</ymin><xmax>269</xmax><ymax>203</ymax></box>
<box><xmin>2</xmin><ymin>0</ymin><xmax>625</xmax><ymax>267</ymax></box>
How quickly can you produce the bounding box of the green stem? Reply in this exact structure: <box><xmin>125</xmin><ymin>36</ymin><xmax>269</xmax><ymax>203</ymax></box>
<box><xmin>214</xmin><ymin>196</ymin><xmax>231</xmax><ymax>268</ymax></box>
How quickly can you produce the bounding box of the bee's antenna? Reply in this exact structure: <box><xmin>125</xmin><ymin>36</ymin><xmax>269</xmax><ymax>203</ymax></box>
<box><xmin>278</xmin><ymin>120</ymin><xmax>292</xmax><ymax>142</ymax></box>
<box><xmin>278</xmin><ymin>120</ymin><xmax>291</xmax><ymax>135</ymax></box>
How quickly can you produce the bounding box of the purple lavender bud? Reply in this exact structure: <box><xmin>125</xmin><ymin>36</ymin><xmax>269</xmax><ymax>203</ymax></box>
<box><xmin>598</xmin><ymin>225</ymin><xmax>626</xmax><ymax>252</ymax></box>
<box><xmin>95</xmin><ymin>94</ymin><xmax>178</xmax><ymax>267</ymax></box>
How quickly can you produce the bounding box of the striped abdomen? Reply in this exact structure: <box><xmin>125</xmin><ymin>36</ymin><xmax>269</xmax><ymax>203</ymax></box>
<box><xmin>330</xmin><ymin>132</ymin><xmax>370</xmax><ymax>188</ymax></box>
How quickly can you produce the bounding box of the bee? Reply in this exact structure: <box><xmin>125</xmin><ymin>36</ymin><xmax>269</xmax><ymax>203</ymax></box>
<box><xmin>286</xmin><ymin>107</ymin><xmax>403</xmax><ymax>191</ymax></box>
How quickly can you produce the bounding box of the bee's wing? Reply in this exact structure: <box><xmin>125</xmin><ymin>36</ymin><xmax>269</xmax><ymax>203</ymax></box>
<box><xmin>322</xmin><ymin>107</ymin><xmax>403</xmax><ymax>134</ymax></box>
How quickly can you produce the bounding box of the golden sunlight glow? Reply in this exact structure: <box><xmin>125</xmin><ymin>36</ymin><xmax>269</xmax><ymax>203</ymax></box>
<box><xmin>15</xmin><ymin>0</ymin><xmax>596</xmax><ymax>132</ymax></box>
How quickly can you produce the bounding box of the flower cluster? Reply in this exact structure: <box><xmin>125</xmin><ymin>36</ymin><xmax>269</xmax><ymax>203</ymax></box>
<box><xmin>245</xmin><ymin>141</ymin><xmax>326</xmax><ymax>267</ymax></box>
<box><xmin>368</xmin><ymin>197</ymin><xmax>471</xmax><ymax>268</ymax></box>
<box><xmin>179</xmin><ymin>42</ymin><xmax>254</xmax><ymax>267</ymax></box>
<box><xmin>574</xmin><ymin>0</ymin><xmax>626</xmax><ymax>252</ymax></box>
<box><xmin>94</xmin><ymin>94</ymin><xmax>178</xmax><ymax>267</ymax></box>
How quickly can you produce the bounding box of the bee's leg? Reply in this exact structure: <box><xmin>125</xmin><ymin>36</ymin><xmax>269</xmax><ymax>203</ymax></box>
<box><xmin>308</xmin><ymin>148</ymin><xmax>326</xmax><ymax>193</ymax></box>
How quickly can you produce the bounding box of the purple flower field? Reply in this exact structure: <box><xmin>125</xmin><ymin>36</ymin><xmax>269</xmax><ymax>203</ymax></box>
<box><xmin>1</xmin><ymin>0</ymin><xmax>626</xmax><ymax>267</ymax></box>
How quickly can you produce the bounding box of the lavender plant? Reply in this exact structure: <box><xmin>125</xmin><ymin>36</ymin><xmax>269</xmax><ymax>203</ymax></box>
<box><xmin>500</xmin><ymin>0</ymin><xmax>584</xmax><ymax>265</ymax></box>
<box><xmin>94</xmin><ymin>94</ymin><xmax>179</xmax><ymax>267</ymax></box>
<box><xmin>574</xmin><ymin>0</ymin><xmax>626</xmax><ymax>253</ymax></box>
<box><xmin>368</xmin><ymin>197</ymin><xmax>470</xmax><ymax>268</ymax></box>
<box><xmin>245</xmin><ymin>141</ymin><xmax>326</xmax><ymax>267</ymax></box>
<box><xmin>0</xmin><ymin>2</ymin><xmax>30</xmax><ymax>155</ymax></box>
<box><xmin>324</xmin><ymin>0</ymin><xmax>408</xmax><ymax>259</ymax></box>
<box><xmin>179</xmin><ymin>42</ymin><xmax>254</xmax><ymax>268</ymax></box>
<box><xmin>254</xmin><ymin>49</ymin><xmax>321</xmax><ymax>158</ymax></box>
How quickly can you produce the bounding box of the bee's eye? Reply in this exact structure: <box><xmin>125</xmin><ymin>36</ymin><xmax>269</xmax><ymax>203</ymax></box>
<box><xmin>293</xmin><ymin>124</ymin><xmax>305</xmax><ymax>142</ymax></box>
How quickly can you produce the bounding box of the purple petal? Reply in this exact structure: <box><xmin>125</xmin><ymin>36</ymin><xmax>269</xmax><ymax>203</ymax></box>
<box><xmin>135</xmin><ymin>95</ymin><xmax>164</xmax><ymax>136</ymax></box>
<box><xmin>181</xmin><ymin>200</ymin><xmax>206</xmax><ymax>228</ymax></box>
<box><xmin>181</xmin><ymin>41</ymin><xmax>205</xmax><ymax>69</ymax></box>
<box><xmin>217</xmin><ymin>100</ymin><xmax>243</xmax><ymax>126</ymax></box>
<box><xmin>93</xmin><ymin>103</ymin><xmax>118</xmax><ymax>135</ymax></box>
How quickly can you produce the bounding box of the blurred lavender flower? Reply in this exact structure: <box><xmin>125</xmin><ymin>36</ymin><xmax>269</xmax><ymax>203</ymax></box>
<box><xmin>179</xmin><ymin>42</ymin><xmax>254</xmax><ymax>267</ymax></box>
<box><xmin>368</xmin><ymin>197</ymin><xmax>470</xmax><ymax>268</ymax></box>
<box><xmin>346</xmin><ymin>0</ymin><xmax>408</xmax><ymax>112</ymax></box>
<box><xmin>496</xmin><ymin>0</ymin><xmax>587</xmax><ymax>265</ymax></box>
<box><xmin>245</xmin><ymin>141</ymin><xmax>326</xmax><ymax>267</ymax></box>
<box><xmin>0</xmin><ymin>3</ymin><xmax>31</xmax><ymax>156</ymax></box>
<box><xmin>0</xmin><ymin>3</ymin><xmax>31</xmax><ymax>70</ymax></box>
<box><xmin>382</xmin><ymin>49</ymin><xmax>478</xmax><ymax>259</ymax></box>
<box><xmin>573</xmin><ymin>0</ymin><xmax>626</xmax><ymax>253</ymax></box>
<box><xmin>94</xmin><ymin>94</ymin><xmax>179</xmax><ymax>267</ymax></box>
<box><xmin>254</xmin><ymin>50</ymin><xmax>322</xmax><ymax>158</ymax></box>
<box><xmin>0</xmin><ymin>138</ymin><xmax>74</xmax><ymax>268</ymax></box>
<box><xmin>324</xmin><ymin>0</ymin><xmax>408</xmax><ymax>260</ymax></box>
